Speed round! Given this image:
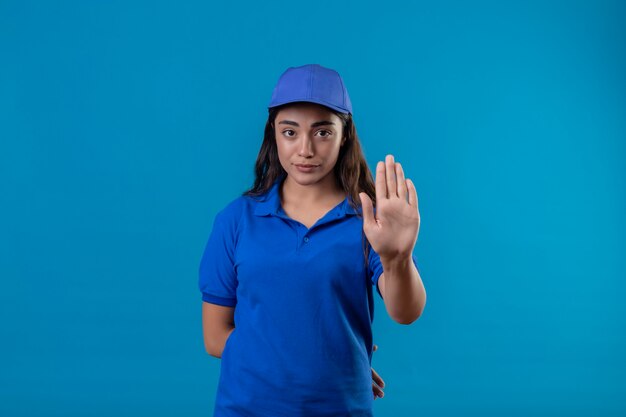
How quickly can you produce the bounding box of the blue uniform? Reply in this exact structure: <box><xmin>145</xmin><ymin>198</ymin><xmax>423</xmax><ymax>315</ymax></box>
<box><xmin>199</xmin><ymin>174</ymin><xmax>419</xmax><ymax>416</ymax></box>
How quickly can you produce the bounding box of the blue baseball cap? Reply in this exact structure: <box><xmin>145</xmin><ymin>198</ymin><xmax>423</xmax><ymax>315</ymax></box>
<box><xmin>268</xmin><ymin>64</ymin><xmax>353</xmax><ymax>115</ymax></box>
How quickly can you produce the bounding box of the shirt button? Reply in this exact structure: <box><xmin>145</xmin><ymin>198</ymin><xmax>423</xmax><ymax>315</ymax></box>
<box><xmin>303</xmin><ymin>236</ymin><xmax>309</xmax><ymax>243</ymax></box>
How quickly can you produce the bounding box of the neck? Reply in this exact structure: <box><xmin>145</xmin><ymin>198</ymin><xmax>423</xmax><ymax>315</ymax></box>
<box><xmin>280</xmin><ymin>173</ymin><xmax>345</xmax><ymax>207</ymax></box>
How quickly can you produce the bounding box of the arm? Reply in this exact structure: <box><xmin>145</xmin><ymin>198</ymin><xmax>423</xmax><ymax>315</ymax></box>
<box><xmin>202</xmin><ymin>302</ymin><xmax>236</xmax><ymax>358</ymax></box>
<box><xmin>360</xmin><ymin>155</ymin><xmax>425</xmax><ymax>325</ymax></box>
<box><xmin>378</xmin><ymin>255</ymin><xmax>426</xmax><ymax>325</ymax></box>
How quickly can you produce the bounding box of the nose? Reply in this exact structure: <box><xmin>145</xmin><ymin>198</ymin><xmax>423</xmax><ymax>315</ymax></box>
<box><xmin>298</xmin><ymin>135</ymin><xmax>314</xmax><ymax>157</ymax></box>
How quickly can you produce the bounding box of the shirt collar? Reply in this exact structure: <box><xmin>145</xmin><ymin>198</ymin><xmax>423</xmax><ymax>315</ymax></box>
<box><xmin>253</xmin><ymin>175</ymin><xmax>360</xmax><ymax>217</ymax></box>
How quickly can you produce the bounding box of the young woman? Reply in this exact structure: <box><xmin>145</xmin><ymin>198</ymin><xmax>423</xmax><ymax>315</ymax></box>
<box><xmin>199</xmin><ymin>64</ymin><xmax>426</xmax><ymax>417</ymax></box>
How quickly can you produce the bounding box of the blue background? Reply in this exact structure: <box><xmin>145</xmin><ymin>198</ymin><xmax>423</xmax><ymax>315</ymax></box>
<box><xmin>1</xmin><ymin>1</ymin><xmax>624</xmax><ymax>416</ymax></box>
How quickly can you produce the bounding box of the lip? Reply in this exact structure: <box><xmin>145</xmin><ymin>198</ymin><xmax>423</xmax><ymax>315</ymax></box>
<box><xmin>294</xmin><ymin>163</ymin><xmax>319</xmax><ymax>173</ymax></box>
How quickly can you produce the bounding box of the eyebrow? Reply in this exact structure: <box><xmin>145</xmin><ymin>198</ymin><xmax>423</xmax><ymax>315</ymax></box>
<box><xmin>277</xmin><ymin>120</ymin><xmax>336</xmax><ymax>128</ymax></box>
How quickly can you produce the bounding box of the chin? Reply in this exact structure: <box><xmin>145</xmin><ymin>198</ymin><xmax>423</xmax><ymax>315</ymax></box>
<box><xmin>292</xmin><ymin>172</ymin><xmax>319</xmax><ymax>182</ymax></box>
<box><xmin>290</xmin><ymin>170</ymin><xmax>322</xmax><ymax>183</ymax></box>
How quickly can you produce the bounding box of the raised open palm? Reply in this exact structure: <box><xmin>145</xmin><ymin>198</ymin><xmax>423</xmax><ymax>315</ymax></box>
<box><xmin>359</xmin><ymin>154</ymin><xmax>420</xmax><ymax>260</ymax></box>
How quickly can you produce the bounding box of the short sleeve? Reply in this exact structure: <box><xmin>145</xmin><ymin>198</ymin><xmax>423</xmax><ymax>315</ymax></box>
<box><xmin>198</xmin><ymin>209</ymin><xmax>239</xmax><ymax>307</ymax></box>
<box><xmin>368</xmin><ymin>246</ymin><xmax>420</xmax><ymax>299</ymax></box>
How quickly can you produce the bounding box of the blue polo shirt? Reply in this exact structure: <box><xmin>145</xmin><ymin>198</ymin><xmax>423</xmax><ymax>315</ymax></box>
<box><xmin>199</xmin><ymin>174</ymin><xmax>419</xmax><ymax>417</ymax></box>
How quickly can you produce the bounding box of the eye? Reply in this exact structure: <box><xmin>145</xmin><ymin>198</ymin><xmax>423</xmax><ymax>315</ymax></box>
<box><xmin>282</xmin><ymin>129</ymin><xmax>296</xmax><ymax>137</ymax></box>
<box><xmin>317</xmin><ymin>130</ymin><xmax>332</xmax><ymax>138</ymax></box>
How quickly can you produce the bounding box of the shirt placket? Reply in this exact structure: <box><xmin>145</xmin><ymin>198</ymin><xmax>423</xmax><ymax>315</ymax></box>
<box><xmin>274</xmin><ymin>207</ymin><xmax>345</xmax><ymax>253</ymax></box>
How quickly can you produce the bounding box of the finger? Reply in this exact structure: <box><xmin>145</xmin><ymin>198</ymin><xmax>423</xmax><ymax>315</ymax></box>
<box><xmin>359</xmin><ymin>192</ymin><xmax>375</xmax><ymax>229</ymax></box>
<box><xmin>396</xmin><ymin>162</ymin><xmax>407</xmax><ymax>201</ymax></box>
<box><xmin>386</xmin><ymin>155</ymin><xmax>397</xmax><ymax>198</ymax></box>
<box><xmin>371</xmin><ymin>367</ymin><xmax>385</xmax><ymax>389</ymax></box>
<box><xmin>375</xmin><ymin>161</ymin><xmax>386</xmax><ymax>202</ymax></box>
<box><xmin>372</xmin><ymin>382</ymin><xmax>385</xmax><ymax>399</ymax></box>
<box><xmin>407</xmin><ymin>178</ymin><xmax>418</xmax><ymax>209</ymax></box>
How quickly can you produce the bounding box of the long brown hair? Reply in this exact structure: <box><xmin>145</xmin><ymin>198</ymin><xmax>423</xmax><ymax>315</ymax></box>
<box><xmin>242</xmin><ymin>103</ymin><xmax>377</xmax><ymax>269</ymax></box>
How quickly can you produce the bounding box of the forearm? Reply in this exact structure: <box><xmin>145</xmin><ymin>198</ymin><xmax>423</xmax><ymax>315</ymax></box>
<box><xmin>381</xmin><ymin>254</ymin><xmax>426</xmax><ymax>324</ymax></box>
<box><xmin>208</xmin><ymin>326</ymin><xmax>235</xmax><ymax>359</ymax></box>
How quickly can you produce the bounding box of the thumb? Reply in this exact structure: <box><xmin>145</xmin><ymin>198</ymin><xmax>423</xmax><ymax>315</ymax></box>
<box><xmin>359</xmin><ymin>192</ymin><xmax>375</xmax><ymax>228</ymax></box>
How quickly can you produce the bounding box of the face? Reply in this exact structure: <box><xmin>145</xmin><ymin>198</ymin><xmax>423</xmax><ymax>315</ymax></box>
<box><xmin>273</xmin><ymin>102</ymin><xmax>345</xmax><ymax>187</ymax></box>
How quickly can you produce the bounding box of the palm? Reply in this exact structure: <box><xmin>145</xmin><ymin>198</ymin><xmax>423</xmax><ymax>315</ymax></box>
<box><xmin>359</xmin><ymin>155</ymin><xmax>420</xmax><ymax>260</ymax></box>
